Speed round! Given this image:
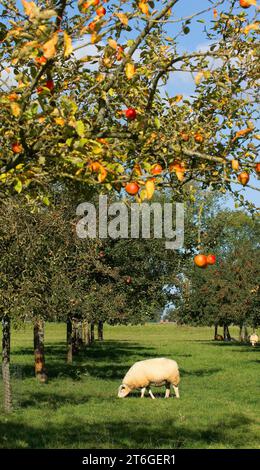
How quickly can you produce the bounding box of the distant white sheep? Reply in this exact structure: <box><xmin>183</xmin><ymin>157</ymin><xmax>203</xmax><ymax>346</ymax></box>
<box><xmin>249</xmin><ymin>333</ymin><xmax>259</xmax><ymax>347</ymax></box>
<box><xmin>118</xmin><ymin>357</ymin><xmax>180</xmax><ymax>399</ymax></box>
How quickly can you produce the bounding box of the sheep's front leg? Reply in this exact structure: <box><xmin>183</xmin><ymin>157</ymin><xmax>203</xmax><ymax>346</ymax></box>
<box><xmin>148</xmin><ymin>388</ymin><xmax>156</xmax><ymax>399</ymax></box>
<box><xmin>165</xmin><ymin>385</ymin><xmax>171</xmax><ymax>398</ymax></box>
<box><xmin>141</xmin><ymin>387</ymin><xmax>146</xmax><ymax>398</ymax></box>
<box><xmin>173</xmin><ymin>385</ymin><xmax>180</xmax><ymax>399</ymax></box>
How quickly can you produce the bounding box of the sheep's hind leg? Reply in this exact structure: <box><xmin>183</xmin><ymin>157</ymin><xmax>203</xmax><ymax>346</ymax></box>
<box><xmin>173</xmin><ymin>385</ymin><xmax>180</xmax><ymax>398</ymax></box>
<box><xmin>165</xmin><ymin>383</ymin><xmax>171</xmax><ymax>398</ymax></box>
<box><xmin>148</xmin><ymin>388</ymin><xmax>156</xmax><ymax>399</ymax></box>
<box><xmin>141</xmin><ymin>387</ymin><xmax>146</xmax><ymax>398</ymax></box>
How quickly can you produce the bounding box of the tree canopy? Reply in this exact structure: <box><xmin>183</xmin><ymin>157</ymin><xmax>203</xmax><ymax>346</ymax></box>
<box><xmin>0</xmin><ymin>0</ymin><xmax>259</xmax><ymax>208</ymax></box>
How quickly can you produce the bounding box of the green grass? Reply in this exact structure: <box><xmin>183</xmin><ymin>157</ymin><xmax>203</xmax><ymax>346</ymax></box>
<box><xmin>0</xmin><ymin>323</ymin><xmax>259</xmax><ymax>449</ymax></box>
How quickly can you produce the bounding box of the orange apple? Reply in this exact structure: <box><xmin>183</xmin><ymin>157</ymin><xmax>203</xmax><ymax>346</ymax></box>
<box><xmin>194</xmin><ymin>254</ymin><xmax>208</xmax><ymax>268</ymax></box>
<box><xmin>238</xmin><ymin>171</ymin><xmax>249</xmax><ymax>186</ymax></box>
<box><xmin>125</xmin><ymin>182</ymin><xmax>140</xmax><ymax>195</ymax></box>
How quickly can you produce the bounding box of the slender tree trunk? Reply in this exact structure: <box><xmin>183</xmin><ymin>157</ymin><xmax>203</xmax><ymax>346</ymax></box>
<box><xmin>214</xmin><ymin>324</ymin><xmax>218</xmax><ymax>340</ymax></box>
<box><xmin>72</xmin><ymin>318</ymin><xmax>80</xmax><ymax>355</ymax></box>
<box><xmin>98</xmin><ymin>321</ymin><xmax>104</xmax><ymax>341</ymax></box>
<box><xmin>226</xmin><ymin>325</ymin><xmax>231</xmax><ymax>341</ymax></box>
<box><xmin>244</xmin><ymin>325</ymin><xmax>248</xmax><ymax>341</ymax></box>
<box><xmin>66</xmin><ymin>316</ymin><xmax>73</xmax><ymax>363</ymax></box>
<box><xmin>2</xmin><ymin>315</ymin><xmax>12</xmax><ymax>413</ymax></box>
<box><xmin>34</xmin><ymin>318</ymin><xmax>47</xmax><ymax>382</ymax></box>
<box><xmin>90</xmin><ymin>322</ymin><xmax>95</xmax><ymax>344</ymax></box>
<box><xmin>82</xmin><ymin>320</ymin><xmax>91</xmax><ymax>346</ymax></box>
<box><xmin>223</xmin><ymin>324</ymin><xmax>231</xmax><ymax>341</ymax></box>
<box><xmin>239</xmin><ymin>324</ymin><xmax>243</xmax><ymax>342</ymax></box>
<box><xmin>239</xmin><ymin>323</ymin><xmax>248</xmax><ymax>342</ymax></box>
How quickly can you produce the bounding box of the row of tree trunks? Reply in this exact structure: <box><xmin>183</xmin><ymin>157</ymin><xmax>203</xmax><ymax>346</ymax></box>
<box><xmin>2</xmin><ymin>315</ymin><xmax>12</xmax><ymax>413</ymax></box>
<box><xmin>214</xmin><ymin>324</ymin><xmax>231</xmax><ymax>341</ymax></box>
<box><xmin>66</xmin><ymin>318</ymin><xmax>103</xmax><ymax>364</ymax></box>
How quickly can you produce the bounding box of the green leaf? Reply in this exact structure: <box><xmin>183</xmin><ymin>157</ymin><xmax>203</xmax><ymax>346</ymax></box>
<box><xmin>14</xmin><ymin>179</ymin><xmax>22</xmax><ymax>194</ymax></box>
<box><xmin>183</xmin><ymin>26</ymin><xmax>190</xmax><ymax>35</ymax></box>
<box><xmin>76</xmin><ymin>121</ymin><xmax>85</xmax><ymax>137</ymax></box>
<box><xmin>154</xmin><ymin>117</ymin><xmax>161</xmax><ymax>129</ymax></box>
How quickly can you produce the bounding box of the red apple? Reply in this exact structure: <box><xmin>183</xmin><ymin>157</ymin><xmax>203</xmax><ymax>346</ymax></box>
<box><xmin>96</xmin><ymin>6</ymin><xmax>106</xmax><ymax>16</ymax></box>
<box><xmin>125</xmin><ymin>182</ymin><xmax>140</xmax><ymax>195</ymax></box>
<box><xmin>207</xmin><ymin>254</ymin><xmax>216</xmax><ymax>265</ymax></box>
<box><xmin>151</xmin><ymin>164</ymin><xmax>163</xmax><ymax>175</ymax></box>
<box><xmin>12</xmin><ymin>142</ymin><xmax>23</xmax><ymax>153</ymax></box>
<box><xmin>125</xmin><ymin>108</ymin><xmax>137</xmax><ymax>120</ymax></box>
<box><xmin>46</xmin><ymin>79</ymin><xmax>54</xmax><ymax>91</ymax></box>
<box><xmin>194</xmin><ymin>132</ymin><xmax>204</xmax><ymax>144</ymax></box>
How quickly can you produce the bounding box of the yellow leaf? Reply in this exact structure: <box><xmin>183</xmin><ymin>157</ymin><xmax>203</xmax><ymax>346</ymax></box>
<box><xmin>108</xmin><ymin>38</ymin><xmax>117</xmax><ymax>50</ymax></box>
<box><xmin>64</xmin><ymin>31</ymin><xmax>73</xmax><ymax>57</ymax></box>
<box><xmin>55</xmin><ymin>117</ymin><xmax>65</xmax><ymax>126</ymax></box>
<box><xmin>22</xmin><ymin>0</ymin><xmax>39</xmax><ymax>19</ymax></box>
<box><xmin>243</xmin><ymin>22</ymin><xmax>259</xmax><ymax>35</ymax></box>
<box><xmin>125</xmin><ymin>62</ymin><xmax>136</xmax><ymax>79</ymax></box>
<box><xmin>10</xmin><ymin>102</ymin><xmax>21</xmax><ymax>117</ymax></box>
<box><xmin>42</xmin><ymin>33</ymin><xmax>58</xmax><ymax>59</ymax></box>
<box><xmin>174</xmin><ymin>95</ymin><xmax>183</xmax><ymax>103</ymax></box>
<box><xmin>139</xmin><ymin>2</ymin><xmax>149</xmax><ymax>15</ymax></box>
<box><xmin>116</xmin><ymin>13</ymin><xmax>128</xmax><ymax>26</ymax></box>
<box><xmin>91</xmin><ymin>32</ymin><xmax>101</xmax><ymax>44</ymax></box>
<box><xmin>232</xmin><ymin>127</ymin><xmax>253</xmax><ymax>142</ymax></box>
<box><xmin>98</xmin><ymin>166</ymin><xmax>107</xmax><ymax>183</ymax></box>
<box><xmin>195</xmin><ymin>71</ymin><xmax>204</xmax><ymax>85</ymax></box>
<box><xmin>140</xmin><ymin>189</ymin><xmax>148</xmax><ymax>201</ymax></box>
<box><xmin>145</xmin><ymin>179</ymin><xmax>155</xmax><ymax>200</ymax></box>
<box><xmin>176</xmin><ymin>170</ymin><xmax>185</xmax><ymax>182</ymax></box>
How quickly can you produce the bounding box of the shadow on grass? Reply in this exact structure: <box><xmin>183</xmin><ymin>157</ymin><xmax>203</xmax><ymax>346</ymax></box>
<box><xmin>17</xmin><ymin>392</ymin><xmax>89</xmax><ymax>410</ymax></box>
<box><xmin>0</xmin><ymin>413</ymin><xmax>257</xmax><ymax>449</ymax></box>
<box><xmin>10</xmin><ymin>339</ymin><xmax>223</xmax><ymax>383</ymax></box>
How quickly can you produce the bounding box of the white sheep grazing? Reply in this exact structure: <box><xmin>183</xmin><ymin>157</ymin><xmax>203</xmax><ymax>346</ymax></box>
<box><xmin>249</xmin><ymin>333</ymin><xmax>259</xmax><ymax>347</ymax></box>
<box><xmin>118</xmin><ymin>357</ymin><xmax>180</xmax><ymax>399</ymax></box>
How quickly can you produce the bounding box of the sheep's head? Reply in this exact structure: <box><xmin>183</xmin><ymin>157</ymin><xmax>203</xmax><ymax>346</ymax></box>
<box><xmin>118</xmin><ymin>383</ymin><xmax>131</xmax><ymax>398</ymax></box>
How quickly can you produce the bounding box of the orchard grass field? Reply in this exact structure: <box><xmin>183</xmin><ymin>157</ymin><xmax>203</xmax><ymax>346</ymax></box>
<box><xmin>0</xmin><ymin>323</ymin><xmax>259</xmax><ymax>449</ymax></box>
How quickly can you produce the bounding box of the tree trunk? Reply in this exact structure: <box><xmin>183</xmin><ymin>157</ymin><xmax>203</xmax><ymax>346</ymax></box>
<box><xmin>214</xmin><ymin>324</ymin><xmax>218</xmax><ymax>340</ymax></box>
<box><xmin>72</xmin><ymin>319</ymin><xmax>80</xmax><ymax>355</ymax></box>
<box><xmin>239</xmin><ymin>324</ymin><xmax>248</xmax><ymax>342</ymax></box>
<box><xmin>90</xmin><ymin>322</ymin><xmax>95</xmax><ymax>344</ymax></box>
<box><xmin>98</xmin><ymin>321</ymin><xmax>104</xmax><ymax>341</ymax></box>
<box><xmin>82</xmin><ymin>320</ymin><xmax>91</xmax><ymax>346</ymax></box>
<box><xmin>2</xmin><ymin>315</ymin><xmax>12</xmax><ymax>413</ymax></box>
<box><xmin>66</xmin><ymin>316</ymin><xmax>73</xmax><ymax>363</ymax></box>
<box><xmin>34</xmin><ymin>318</ymin><xmax>47</xmax><ymax>383</ymax></box>
<box><xmin>223</xmin><ymin>324</ymin><xmax>231</xmax><ymax>341</ymax></box>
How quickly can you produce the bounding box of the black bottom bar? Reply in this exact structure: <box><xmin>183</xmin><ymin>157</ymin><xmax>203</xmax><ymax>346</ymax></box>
<box><xmin>0</xmin><ymin>449</ymin><xmax>259</xmax><ymax>467</ymax></box>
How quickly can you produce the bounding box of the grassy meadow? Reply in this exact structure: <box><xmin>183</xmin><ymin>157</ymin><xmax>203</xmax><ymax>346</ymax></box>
<box><xmin>0</xmin><ymin>323</ymin><xmax>259</xmax><ymax>449</ymax></box>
